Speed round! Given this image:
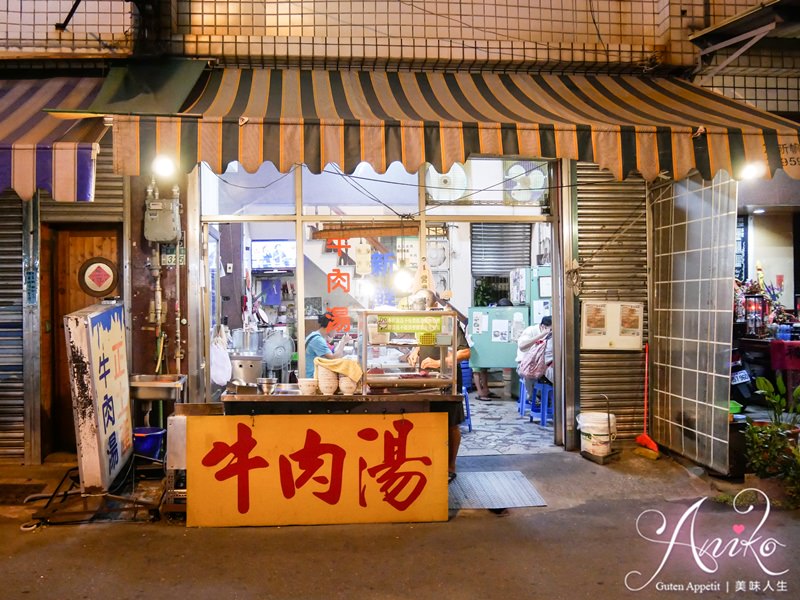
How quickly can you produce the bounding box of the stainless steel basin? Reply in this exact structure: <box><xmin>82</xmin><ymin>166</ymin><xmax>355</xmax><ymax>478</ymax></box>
<box><xmin>129</xmin><ymin>374</ymin><xmax>187</xmax><ymax>402</ymax></box>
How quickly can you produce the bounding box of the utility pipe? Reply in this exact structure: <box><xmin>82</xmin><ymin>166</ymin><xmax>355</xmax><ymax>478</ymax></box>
<box><xmin>151</xmin><ymin>244</ymin><xmax>163</xmax><ymax>373</ymax></box>
<box><xmin>173</xmin><ymin>185</ymin><xmax>183</xmax><ymax>375</ymax></box>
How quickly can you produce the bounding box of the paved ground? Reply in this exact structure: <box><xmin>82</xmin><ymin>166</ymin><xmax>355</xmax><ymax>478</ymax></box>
<box><xmin>1</xmin><ymin>448</ymin><xmax>798</xmax><ymax>600</ymax></box>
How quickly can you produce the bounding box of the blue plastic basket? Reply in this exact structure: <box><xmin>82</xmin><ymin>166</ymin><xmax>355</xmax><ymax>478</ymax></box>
<box><xmin>133</xmin><ymin>427</ymin><xmax>166</xmax><ymax>460</ymax></box>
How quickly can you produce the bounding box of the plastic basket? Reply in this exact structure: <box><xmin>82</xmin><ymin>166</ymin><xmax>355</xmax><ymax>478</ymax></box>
<box><xmin>133</xmin><ymin>427</ymin><xmax>166</xmax><ymax>460</ymax></box>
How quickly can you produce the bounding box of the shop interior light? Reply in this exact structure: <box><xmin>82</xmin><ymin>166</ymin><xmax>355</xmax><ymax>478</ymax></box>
<box><xmin>740</xmin><ymin>162</ymin><xmax>766</xmax><ymax>180</ymax></box>
<box><xmin>355</xmin><ymin>278</ymin><xmax>375</xmax><ymax>299</ymax></box>
<box><xmin>753</xmin><ymin>208</ymin><xmax>766</xmax><ymax>214</ymax></box>
<box><xmin>393</xmin><ymin>264</ymin><xmax>414</xmax><ymax>294</ymax></box>
<box><xmin>152</xmin><ymin>155</ymin><xmax>176</xmax><ymax>178</ymax></box>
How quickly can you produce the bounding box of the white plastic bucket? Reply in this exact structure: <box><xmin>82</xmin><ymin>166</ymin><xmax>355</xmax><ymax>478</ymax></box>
<box><xmin>576</xmin><ymin>412</ymin><xmax>617</xmax><ymax>456</ymax></box>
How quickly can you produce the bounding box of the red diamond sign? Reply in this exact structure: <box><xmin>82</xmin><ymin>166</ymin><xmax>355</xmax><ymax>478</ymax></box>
<box><xmin>87</xmin><ymin>265</ymin><xmax>112</xmax><ymax>289</ymax></box>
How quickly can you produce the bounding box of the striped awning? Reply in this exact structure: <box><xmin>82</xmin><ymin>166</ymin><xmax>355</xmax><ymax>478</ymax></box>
<box><xmin>111</xmin><ymin>69</ymin><xmax>800</xmax><ymax>182</ymax></box>
<box><xmin>0</xmin><ymin>77</ymin><xmax>106</xmax><ymax>202</ymax></box>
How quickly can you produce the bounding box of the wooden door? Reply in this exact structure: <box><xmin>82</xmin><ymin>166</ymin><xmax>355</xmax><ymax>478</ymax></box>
<box><xmin>43</xmin><ymin>226</ymin><xmax>121</xmax><ymax>455</ymax></box>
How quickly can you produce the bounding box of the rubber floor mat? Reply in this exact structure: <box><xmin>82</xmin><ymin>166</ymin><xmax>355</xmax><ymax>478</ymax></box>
<box><xmin>449</xmin><ymin>471</ymin><xmax>546</xmax><ymax>510</ymax></box>
<box><xmin>0</xmin><ymin>483</ymin><xmax>46</xmax><ymax>505</ymax></box>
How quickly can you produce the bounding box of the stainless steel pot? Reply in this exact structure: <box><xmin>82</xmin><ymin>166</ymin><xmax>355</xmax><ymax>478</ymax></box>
<box><xmin>232</xmin><ymin>328</ymin><xmax>263</xmax><ymax>353</ymax></box>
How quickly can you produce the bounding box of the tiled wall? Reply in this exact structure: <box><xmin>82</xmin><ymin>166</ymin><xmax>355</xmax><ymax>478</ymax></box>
<box><xmin>650</xmin><ymin>173</ymin><xmax>737</xmax><ymax>474</ymax></box>
<box><xmin>168</xmin><ymin>0</ymin><xmax>668</xmax><ymax>69</ymax></box>
<box><xmin>0</xmin><ymin>1</ymin><xmax>783</xmax><ymax>73</ymax></box>
<box><xmin>705</xmin><ymin>75</ymin><xmax>800</xmax><ymax>115</ymax></box>
<box><xmin>1</xmin><ymin>0</ymin><xmax>696</xmax><ymax>70</ymax></box>
<box><xmin>0</xmin><ymin>1</ymin><xmax>132</xmax><ymax>56</ymax></box>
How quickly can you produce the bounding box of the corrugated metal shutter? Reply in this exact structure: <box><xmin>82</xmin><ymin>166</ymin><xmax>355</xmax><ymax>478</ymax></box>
<box><xmin>471</xmin><ymin>223</ymin><xmax>531</xmax><ymax>276</ymax></box>
<box><xmin>40</xmin><ymin>131</ymin><xmax>124</xmax><ymax>222</ymax></box>
<box><xmin>576</xmin><ymin>162</ymin><xmax>648</xmax><ymax>441</ymax></box>
<box><xmin>0</xmin><ymin>193</ymin><xmax>24</xmax><ymax>459</ymax></box>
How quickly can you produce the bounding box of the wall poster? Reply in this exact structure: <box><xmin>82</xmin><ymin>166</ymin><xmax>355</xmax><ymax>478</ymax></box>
<box><xmin>580</xmin><ymin>300</ymin><xmax>643</xmax><ymax>350</ymax></box>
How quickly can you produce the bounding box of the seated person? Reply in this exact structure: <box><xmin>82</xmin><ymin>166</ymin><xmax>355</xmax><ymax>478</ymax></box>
<box><xmin>305</xmin><ymin>312</ymin><xmax>351</xmax><ymax>378</ymax></box>
<box><xmin>516</xmin><ymin>315</ymin><xmax>553</xmax><ymax>397</ymax></box>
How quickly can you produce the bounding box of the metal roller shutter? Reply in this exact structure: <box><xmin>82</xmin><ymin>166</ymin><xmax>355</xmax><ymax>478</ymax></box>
<box><xmin>470</xmin><ymin>223</ymin><xmax>532</xmax><ymax>276</ymax></box>
<box><xmin>576</xmin><ymin>162</ymin><xmax>648</xmax><ymax>441</ymax></box>
<box><xmin>0</xmin><ymin>193</ymin><xmax>24</xmax><ymax>459</ymax></box>
<box><xmin>40</xmin><ymin>131</ymin><xmax>125</xmax><ymax>222</ymax></box>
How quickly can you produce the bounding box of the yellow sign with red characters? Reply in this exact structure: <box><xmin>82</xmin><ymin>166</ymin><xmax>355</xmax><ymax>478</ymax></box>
<box><xmin>186</xmin><ymin>413</ymin><xmax>448</xmax><ymax>527</ymax></box>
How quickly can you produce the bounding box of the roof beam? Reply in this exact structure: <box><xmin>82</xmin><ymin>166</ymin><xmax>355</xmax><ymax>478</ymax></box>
<box><xmin>693</xmin><ymin>21</ymin><xmax>777</xmax><ymax>82</ymax></box>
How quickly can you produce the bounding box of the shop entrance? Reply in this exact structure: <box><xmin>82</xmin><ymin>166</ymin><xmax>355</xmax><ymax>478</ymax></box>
<box><xmin>39</xmin><ymin>224</ymin><xmax>122</xmax><ymax>457</ymax></box>
<box><xmin>195</xmin><ymin>158</ymin><xmax>561</xmax><ymax>456</ymax></box>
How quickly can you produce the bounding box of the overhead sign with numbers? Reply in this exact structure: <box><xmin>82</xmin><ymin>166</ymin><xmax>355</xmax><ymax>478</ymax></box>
<box><xmin>63</xmin><ymin>302</ymin><xmax>133</xmax><ymax>493</ymax></box>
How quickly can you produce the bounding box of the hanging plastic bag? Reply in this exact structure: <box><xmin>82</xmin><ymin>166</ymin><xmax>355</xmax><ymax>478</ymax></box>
<box><xmin>518</xmin><ymin>333</ymin><xmax>550</xmax><ymax>380</ymax></box>
<box><xmin>210</xmin><ymin>325</ymin><xmax>232</xmax><ymax>386</ymax></box>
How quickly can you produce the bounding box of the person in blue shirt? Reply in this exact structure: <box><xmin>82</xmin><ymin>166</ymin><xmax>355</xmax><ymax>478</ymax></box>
<box><xmin>305</xmin><ymin>312</ymin><xmax>350</xmax><ymax>377</ymax></box>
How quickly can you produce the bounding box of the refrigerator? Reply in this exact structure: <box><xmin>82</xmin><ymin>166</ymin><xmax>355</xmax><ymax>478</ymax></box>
<box><xmin>510</xmin><ymin>265</ymin><xmax>553</xmax><ymax>326</ymax></box>
<box><xmin>467</xmin><ymin>305</ymin><xmax>530</xmax><ymax>368</ymax></box>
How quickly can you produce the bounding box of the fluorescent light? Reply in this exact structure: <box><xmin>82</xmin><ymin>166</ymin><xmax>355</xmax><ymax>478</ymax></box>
<box><xmin>753</xmin><ymin>208</ymin><xmax>766</xmax><ymax>215</ymax></box>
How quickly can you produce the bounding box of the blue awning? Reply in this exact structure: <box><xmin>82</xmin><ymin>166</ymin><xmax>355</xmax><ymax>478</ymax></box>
<box><xmin>0</xmin><ymin>77</ymin><xmax>106</xmax><ymax>202</ymax></box>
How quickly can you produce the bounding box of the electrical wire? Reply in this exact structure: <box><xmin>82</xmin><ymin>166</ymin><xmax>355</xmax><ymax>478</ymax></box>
<box><xmin>587</xmin><ymin>0</ymin><xmax>609</xmax><ymax>57</ymax></box>
<box><xmin>214</xmin><ymin>164</ymin><xmax>297</xmax><ymax>190</ymax></box>
<box><xmin>323</xmin><ymin>164</ymin><xmax>406</xmax><ymax>218</ymax></box>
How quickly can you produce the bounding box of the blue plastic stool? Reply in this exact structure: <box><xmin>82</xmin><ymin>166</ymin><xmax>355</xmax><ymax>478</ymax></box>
<box><xmin>517</xmin><ymin>378</ymin><xmax>528</xmax><ymax>416</ymax></box>
<box><xmin>462</xmin><ymin>386</ymin><xmax>473</xmax><ymax>432</ymax></box>
<box><xmin>530</xmin><ymin>382</ymin><xmax>554</xmax><ymax>425</ymax></box>
<box><xmin>460</xmin><ymin>361</ymin><xmax>475</xmax><ymax>392</ymax></box>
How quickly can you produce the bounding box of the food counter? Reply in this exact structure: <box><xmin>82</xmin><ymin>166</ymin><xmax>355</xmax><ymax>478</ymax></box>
<box><xmin>181</xmin><ymin>309</ymin><xmax>462</xmax><ymax>528</ymax></box>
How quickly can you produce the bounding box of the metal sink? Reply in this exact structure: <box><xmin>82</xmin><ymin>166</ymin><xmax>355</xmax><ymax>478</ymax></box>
<box><xmin>129</xmin><ymin>374</ymin><xmax>187</xmax><ymax>402</ymax></box>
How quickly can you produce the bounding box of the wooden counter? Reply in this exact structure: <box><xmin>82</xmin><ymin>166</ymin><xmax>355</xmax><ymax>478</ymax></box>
<box><xmin>221</xmin><ymin>392</ymin><xmax>462</xmax><ymax>416</ymax></box>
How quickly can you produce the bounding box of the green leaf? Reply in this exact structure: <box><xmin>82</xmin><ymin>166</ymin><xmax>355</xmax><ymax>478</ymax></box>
<box><xmin>755</xmin><ymin>376</ymin><xmax>775</xmax><ymax>395</ymax></box>
<box><xmin>777</xmin><ymin>372</ymin><xmax>787</xmax><ymax>395</ymax></box>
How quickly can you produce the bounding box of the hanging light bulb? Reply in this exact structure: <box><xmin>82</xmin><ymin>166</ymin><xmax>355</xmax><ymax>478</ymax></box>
<box><xmin>393</xmin><ymin>262</ymin><xmax>414</xmax><ymax>294</ymax></box>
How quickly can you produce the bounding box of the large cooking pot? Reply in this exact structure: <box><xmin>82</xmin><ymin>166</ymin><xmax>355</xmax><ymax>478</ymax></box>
<box><xmin>232</xmin><ymin>328</ymin><xmax>263</xmax><ymax>353</ymax></box>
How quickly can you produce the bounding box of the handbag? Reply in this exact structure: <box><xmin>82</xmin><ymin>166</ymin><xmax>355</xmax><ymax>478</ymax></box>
<box><xmin>518</xmin><ymin>333</ymin><xmax>550</xmax><ymax>380</ymax></box>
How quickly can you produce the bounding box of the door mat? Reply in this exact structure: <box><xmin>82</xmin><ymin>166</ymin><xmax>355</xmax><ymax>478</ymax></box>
<box><xmin>448</xmin><ymin>471</ymin><xmax>546</xmax><ymax>510</ymax></box>
<box><xmin>0</xmin><ymin>483</ymin><xmax>46</xmax><ymax>505</ymax></box>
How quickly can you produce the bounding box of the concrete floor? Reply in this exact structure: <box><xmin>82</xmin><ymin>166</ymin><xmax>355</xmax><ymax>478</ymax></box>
<box><xmin>2</xmin><ymin>448</ymin><xmax>798</xmax><ymax>600</ymax></box>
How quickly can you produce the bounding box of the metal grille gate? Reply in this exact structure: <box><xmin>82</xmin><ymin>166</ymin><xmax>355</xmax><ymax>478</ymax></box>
<box><xmin>0</xmin><ymin>193</ymin><xmax>24</xmax><ymax>460</ymax></box>
<box><xmin>576</xmin><ymin>163</ymin><xmax>649</xmax><ymax>441</ymax></box>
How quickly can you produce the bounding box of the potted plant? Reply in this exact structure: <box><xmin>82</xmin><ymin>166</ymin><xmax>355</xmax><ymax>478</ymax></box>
<box><xmin>742</xmin><ymin>375</ymin><xmax>800</xmax><ymax>506</ymax></box>
<box><xmin>473</xmin><ymin>279</ymin><xmax>497</xmax><ymax>307</ymax></box>
<box><xmin>743</xmin><ymin>421</ymin><xmax>791</xmax><ymax>478</ymax></box>
<box><xmin>782</xmin><ymin>446</ymin><xmax>800</xmax><ymax>508</ymax></box>
<box><xmin>754</xmin><ymin>375</ymin><xmax>800</xmax><ymax>432</ymax></box>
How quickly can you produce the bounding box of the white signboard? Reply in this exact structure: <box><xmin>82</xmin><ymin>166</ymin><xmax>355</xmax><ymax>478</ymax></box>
<box><xmin>580</xmin><ymin>300</ymin><xmax>643</xmax><ymax>351</ymax></box>
<box><xmin>64</xmin><ymin>302</ymin><xmax>133</xmax><ymax>493</ymax></box>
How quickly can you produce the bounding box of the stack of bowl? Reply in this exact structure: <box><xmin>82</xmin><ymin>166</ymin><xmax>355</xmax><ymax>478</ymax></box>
<box><xmin>298</xmin><ymin>378</ymin><xmax>318</xmax><ymax>395</ymax></box>
<box><xmin>338</xmin><ymin>375</ymin><xmax>358</xmax><ymax>395</ymax></box>
<box><xmin>317</xmin><ymin>366</ymin><xmax>339</xmax><ymax>395</ymax></box>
